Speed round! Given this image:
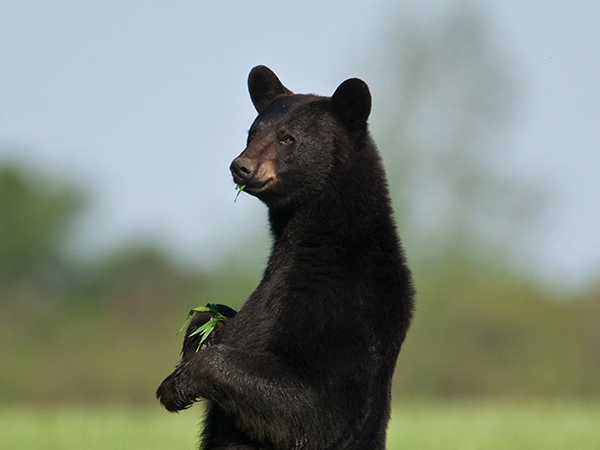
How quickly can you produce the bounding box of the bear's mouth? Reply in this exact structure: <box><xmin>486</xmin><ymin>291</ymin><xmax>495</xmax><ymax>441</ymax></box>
<box><xmin>242</xmin><ymin>177</ymin><xmax>278</xmax><ymax>195</ymax></box>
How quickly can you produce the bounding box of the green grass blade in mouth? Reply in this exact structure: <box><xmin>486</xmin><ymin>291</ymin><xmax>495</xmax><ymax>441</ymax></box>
<box><xmin>234</xmin><ymin>184</ymin><xmax>246</xmax><ymax>202</ymax></box>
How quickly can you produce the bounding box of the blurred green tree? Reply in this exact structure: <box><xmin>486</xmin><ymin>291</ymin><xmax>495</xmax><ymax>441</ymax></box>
<box><xmin>363</xmin><ymin>8</ymin><xmax>600</xmax><ymax>398</ymax></box>
<box><xmin>0</xmin><ymin>163</ymin><xmax>84</xmax><ymax>295</ymax></box>
<box><xmin>370</xmin><ymin>8</ymin><xmax>540</xmax><ymax>265</ymax></box>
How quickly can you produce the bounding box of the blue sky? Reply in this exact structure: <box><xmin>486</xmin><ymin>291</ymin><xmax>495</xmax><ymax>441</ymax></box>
<box><xmin>1</xmin><ymin>0</ymin><xmax>599</xmax><ymax>289</ymax></box>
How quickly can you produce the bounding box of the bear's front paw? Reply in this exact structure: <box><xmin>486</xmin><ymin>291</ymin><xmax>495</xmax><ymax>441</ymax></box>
<box><xmin>156</xmin><ymin>367</ymin><xmax>196</xmax><ymax>412</ymax></box>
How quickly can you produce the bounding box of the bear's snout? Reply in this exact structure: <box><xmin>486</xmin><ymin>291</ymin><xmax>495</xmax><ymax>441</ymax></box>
<box><xmin>230</xmin><ymin>157</ymin><xmax>256</xmax><ymax>184</ymax></box>
<box><xmin>230</xmin><ymin>154</ymin><xmax>277</xmax><ymax>194</ymax></box>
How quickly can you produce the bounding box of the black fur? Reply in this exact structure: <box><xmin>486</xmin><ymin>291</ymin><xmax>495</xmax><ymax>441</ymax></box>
<box><xmin>157</xmin><ymin>66</ymin><xmax>415</xmax><ymax>450</ymax></box>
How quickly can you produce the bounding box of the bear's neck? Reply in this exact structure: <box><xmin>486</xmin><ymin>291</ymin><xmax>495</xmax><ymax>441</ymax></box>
<box><xmin>266</xmin><ymin>151</ymin><xmax>400</xmax><ymax>271</ymax></box>
<box><xmin>269</xmin><ymin>188</ymin><xmax>396</xmax><ymax>246</ymax></box>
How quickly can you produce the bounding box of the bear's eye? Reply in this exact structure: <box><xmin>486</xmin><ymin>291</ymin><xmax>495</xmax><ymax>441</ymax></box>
<box><xmin>247</xmin><ymin>132</ymin><xmax>255</xmax><ymax>144</ymax></box>
<box><xmin>280</xmin><ymin>135</ymin><xmax>294</xmax><ymax>146</ymax></box>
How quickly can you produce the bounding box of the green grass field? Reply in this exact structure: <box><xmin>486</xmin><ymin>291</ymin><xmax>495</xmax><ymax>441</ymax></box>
<box><xmin>387</xmin><ymin>401</ymin><xmax>600</xmax><ymax>449</ymax></box>
<box><xmin>1</xmin><ymin>401</ymin><xmax>598</xmax><ymax>450</ymax></box>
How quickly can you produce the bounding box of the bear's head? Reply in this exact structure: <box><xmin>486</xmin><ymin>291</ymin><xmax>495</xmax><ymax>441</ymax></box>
<box><xmin>230</xmin><ymin>65</ymin><xmax>372</xmax><ymax>210</ymax></box>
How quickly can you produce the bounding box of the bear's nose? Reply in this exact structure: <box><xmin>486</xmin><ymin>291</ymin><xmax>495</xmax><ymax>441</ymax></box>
<box><xmin>230</xmin><ymin>157</ymin><xmax>256</xmax><ymax>183</ymax></box>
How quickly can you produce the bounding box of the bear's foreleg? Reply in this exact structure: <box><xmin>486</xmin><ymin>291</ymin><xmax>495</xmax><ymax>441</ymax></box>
<box><xmin>160</xmin><ymin>343</ymin><xmax>363</xmax><ymax>449</ymax></box>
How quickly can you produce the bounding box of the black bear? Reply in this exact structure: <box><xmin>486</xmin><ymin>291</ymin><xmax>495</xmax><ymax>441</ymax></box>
<box><xmin>157</xmin><ymin>66</ymin><xmax>415</xmax><ymax>450</ymax></box>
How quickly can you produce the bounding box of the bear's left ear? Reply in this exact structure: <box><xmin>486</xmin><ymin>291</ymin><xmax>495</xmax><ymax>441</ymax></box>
<box><xmin>331</xmin><ymin>78</ymin><xmax>371</xmax><ymax>130</ymax></box>
<box><xmin>248</xmin><ymin>66</ymin><xmax>293</xmax><ymax>113</ymax></box>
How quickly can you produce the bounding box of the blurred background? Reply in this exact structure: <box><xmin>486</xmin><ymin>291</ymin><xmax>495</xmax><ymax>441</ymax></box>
<box><xmin>1</xmin><ymin>0</ymin><xmax>599</xmax><ymax>408</ymax></box>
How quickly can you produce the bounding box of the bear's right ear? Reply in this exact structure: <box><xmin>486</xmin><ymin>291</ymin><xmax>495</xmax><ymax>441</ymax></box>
<box><xmin>248</xmin><ymin>66</ymin><xmax>293</xmax><ymax>113</ymax></box>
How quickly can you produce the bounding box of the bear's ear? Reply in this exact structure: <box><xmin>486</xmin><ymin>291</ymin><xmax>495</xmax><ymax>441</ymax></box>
<box><xmin>248</xmin><ymin>66</ymin><xmax>293</xmax><ymax>113</ymax></box>
<box><xmin>331</xmin><ymin>78</ymin><xmax>371</xmax><ymax>130</ymax></box>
